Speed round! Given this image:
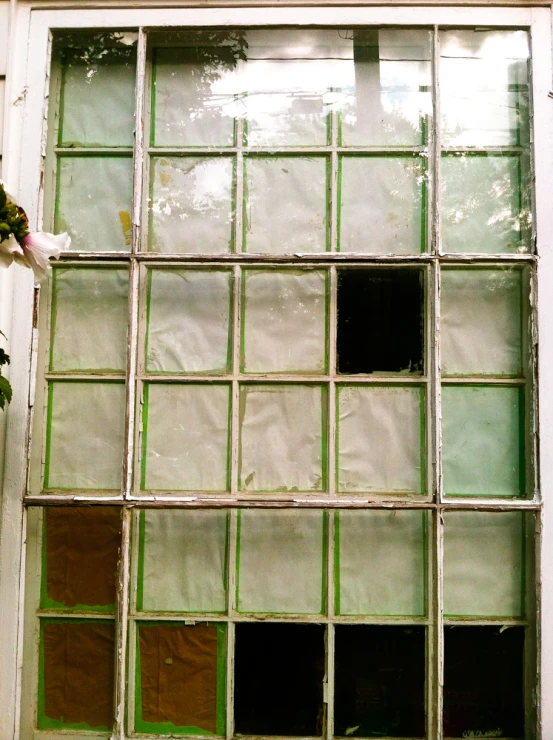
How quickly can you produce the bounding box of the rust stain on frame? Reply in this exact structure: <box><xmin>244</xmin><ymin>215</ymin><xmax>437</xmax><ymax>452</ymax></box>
<box><xmin>139</xmin><ymin>623</ymin><xmax>219</xmax><ymax>731</ymax></box>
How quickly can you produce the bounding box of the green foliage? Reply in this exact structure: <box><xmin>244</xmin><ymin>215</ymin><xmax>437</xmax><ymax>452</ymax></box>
<box><xmin>0</xmin><ymin>182</ymin><xmax>29</xmax><ymax>246</ymax></box>
<box><xmin>0</xmin><ymin>330</ymin><xmax>12</xmax><ymax>410</ymax></box>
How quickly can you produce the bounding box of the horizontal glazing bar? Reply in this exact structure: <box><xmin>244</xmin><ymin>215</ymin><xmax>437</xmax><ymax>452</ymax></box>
<box><xmin>37</xmin><ymin>610</ymin><xmax>114</xmax><ymax>619</ymax></box>
<box><xmin>44</xmin><ymin>373</ymin><xmax>126</xmax><ymax>381</ymax></box>
<box><xmin>54</xmin><ymin>148</ymin><xmax>134</xmax><ymax>155</ymax></box>
<box><xmin>128</xmin><ymin>614</ymin><xmax>430</xmax><ymax>625</ymax></box>
<box><xmin>137</xmin><ymin>374</ymin><xmax>429</xmax><ymax>383</ymax></box>
<box><xmin>146</xmin><ymin>147</ymin><xmax>428</xmax><ymax>156</ymax></box>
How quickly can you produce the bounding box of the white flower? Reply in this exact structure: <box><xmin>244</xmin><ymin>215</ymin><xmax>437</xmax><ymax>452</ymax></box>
<box><xmin>18</xmin><ymin>231</ymin><xmax>71</xmax><ymax>283</ymax></box>
<box><xmin>0</xmin><ymin>234</ymin><xmax>25</xmax><ymax>269</ymax></box>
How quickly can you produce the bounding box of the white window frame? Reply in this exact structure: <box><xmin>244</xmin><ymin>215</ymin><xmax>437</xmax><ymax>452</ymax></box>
<box><xmin>0</xmin><ymin>5</ymin><xmax>552</xmax><ymax>739</ymax></box>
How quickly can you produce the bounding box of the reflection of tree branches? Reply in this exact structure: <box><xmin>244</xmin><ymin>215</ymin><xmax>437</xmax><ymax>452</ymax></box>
<box><xmin>55</xmin><ymin>31</ymin><xmax>137</xmax><ymax>67</ymax></box>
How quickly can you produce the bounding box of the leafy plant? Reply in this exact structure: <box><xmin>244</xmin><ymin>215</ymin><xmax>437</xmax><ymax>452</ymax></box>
<box><xmin>0</xmin><ymin>331</ymin><xmax>12</xmax><ymax>410</ymax></box>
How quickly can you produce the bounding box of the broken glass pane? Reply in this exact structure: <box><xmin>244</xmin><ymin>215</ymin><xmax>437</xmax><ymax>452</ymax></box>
<box><xmin>339</xmin><ymin>156</ymin><xmax>424</xmax><ymax>254</ymax></box>
<box><xmin>440</xmin><ymin>30</ymin><xmax>530</xmax><ymax>147</ymax></box>
<box><xmin>337</xmin><ymin>510</ymin><xmax>425</xmax><ymax>616</ymax></box>
<box><xmin>234</xmin><ymin>623</ymin><xmax>324</xmax><ymax>736</ymax></box>
<box><xmin>56</xmin><ymin>32</ymin><xmax>137</xmax><ymax>147</ymax></box>
<box><xmin>443</xmin><ymin>627</ymin><xmax>524</xmax><ymax>738</ymax></box>
<box><xmin>142</xmin><ymin>383</ymin><xmax>230</xmax><ymax>492</ymax></box>
<box><xmin>442</xmin><ymin>385</ymin><xmax>523</xmax><ymax>497</ymax></box>
<box><xmin>341</xmin><ymin>29</ymin><xmax>432</xmax><ymax>147</ymax></box>
<box><xmin>140</xmin><ymin>510</ymin><xmax>227</xmax><ymax>613</ymax></box>
<box><xmin>441</xmin><ymin>268</ymin><xmax>523</xmax><ymax>376</ymax></box>
<box><xmin>146</xmin><ymin>269</ymin><xmax>232</xmax><ymax>374</ymax></box>
<box><xmin>244</xmin><ymin>157</ymin><xmax>327</xmax><ymax>254</ymax></box>
<box><xmin>242</xmin><ymin>269</ymin><xmax>327</xmax><ymax>374</ymax></box>
<box><xmin>444</xmin><ymin>511</ymin><xmax>524</xmax><ymax>617</ymax></box>
<box><xmin>337</xmin><ymin>268</ymin><xmax>424</xmax><ymax>374</ymax></box>
<box><xmin>56</xmin><ymin>156</ymin><xmax>133</xmax><ymax>252</ymax></box>
<box><xmin>337</xmin><ymin>386</ymin><xmax>423</xmax><ymax>494</ymax></box>
<box><xmin>239</xmin><ymin>384</ymin><xmax>325</xmax><ymax>492</ymax></box>
<box><xmin>51</xmin><ymin>267</ymin><xmax>129</xmax><ymax>372</ymax></box>
<box><xmin>149</xmin><ymin>156</ymin><xmax>234</xmax><ymax>254</ymax></box>
<box><xmin>334</xmin><ymin>626</ymin><xmax>425</xmax><ymax>738</ymax></box>
<box><xmin>46</xmin><ymin>382</ymin><xmax>125</xmax><ymax>490</ymax></box>
<box><xmin>441</xmin><ymin>154</ymin><xmax>530</xmax><ymax>254</ymax></box>
<box><xmin>237</xmin><ymin>510</ymin><xmax>325</xmax><ymax>614</ymax></box>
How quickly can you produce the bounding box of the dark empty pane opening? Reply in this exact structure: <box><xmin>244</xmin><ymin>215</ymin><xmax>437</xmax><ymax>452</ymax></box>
<box><xmin>443</xmin><ymin>626</ymin><xmax>524</xmax><ymax>738</ymax></box>
<box><xmin>334</xmin><ymin>626</ymin><xmax>425</xmax><ymax>738</ymax></box>
<box><xmin>234</xmin><ymin>623</ymin><xmax>325</xmax><ymax>736</ymax></box>
<box><xmin>337</xmin><ymin>268</ymin><xmax>423</xmax><ymax>374</ymax></box>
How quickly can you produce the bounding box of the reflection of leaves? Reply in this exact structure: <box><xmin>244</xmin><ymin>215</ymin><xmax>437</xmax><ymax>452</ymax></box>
<box><xmin>56</xmin><ymin>31</ymin><xmax>137</xmax><ymax>67</ymax></box>
<box><xmin>0</xmin><ymin>375</ymin><xmax>12</xmax><ymax>410</ymax></box>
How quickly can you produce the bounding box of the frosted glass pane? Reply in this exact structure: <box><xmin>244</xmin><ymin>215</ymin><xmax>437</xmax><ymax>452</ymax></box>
<box><xmin>147</xmin><ymin>269</ymin><xmax>232</xmax><ymax>373</ymax></box>
<box><xmin>444</xmin><ymin>512</ymin><xmax>523</xmax><ymax>617</ymax></box>
<box><xmin>440</xmin><ymin>30</ymin><xmax>530</xmax><ymax>147</ymax></box>
<box><xmin>341</xmin><ymin>29</ymin><xmax>431</xmax><ymax>147</ymax></box>
<box><xmin>143</xmin><ymin>384</ymin><xmax>230</xmax><ymax>491</ymax></box>
<box><xmin>442</xmin><ymin>386</ymin><xmax>522</xmax><ymax>497</ymax></box>
<box><xmin>237</xmin><ymin>510</ymin><xmax>324</xmax><ymax>614</ymax></box>
<box><xmin>337</xmin><ymin>510</ymin><xmax>425</xmax><ymax>616</ymax></box>
<box><xmin>244</xmin><ymin>157</ymin><xmax>326</xmax><ymax>254</ymax></box>
<box><xmin>441</xmin><ymin>269</ymin><xmax>522</xmax><ymax>376</ymax></box>
<box><xmin>51</xmin><ymin>268</ymin><xmax>128</xmax><ymax>372</ymax></box>
<box><xmin>46</xmin><ymin>382</ymin><xmax>125</xmax><ymax>490</ymax></box>
<box><xmin>239</xmin><ymin>385</ymin><xmax>324</xmax><ymax>492</ymax></box>
<box><xmin>141</xmin><ymin>510</ymin><xmax>227</xmax><ymax>612</ymax></box>
<box><xmin>60</xmin><ymin>41</ymin><xmax>137</xmax><ymax>147</ymax></box>
<box><xmin>243</xmin><ymin>30</ymin><xmax>338</xmax><ymax>146</ymax></box>
<box><xmin>340</xmin><ymin>157</ymin><xmax>423</xmax><ymax>254</ymax></box>
<box><xmin>153</xmin><ymin>46</ymin><xmax>237</xmax><ymax>147</ymax></box>
<box><xmin>242</xmin><ymin>270</ymin><xmax>326</xmax><ymax>374</ymax></box>
<box><xmin>442</xmin><ymin>155</ymin><xmax>528</xmax><ymax>254</ymax></box>
<box><xmin>56</xmin><ymin>157</ymin><xmax>133</xmax><ymax>252</ymax></box>
<box><xmin>337</xmin><ymin>386</ymin><xmax>423</xmax><ymax>494</ymax></box>
<box><xmin>149</xmin><ymin>157</ymin><xmax>233</xmax><ymax>254</ymax></box>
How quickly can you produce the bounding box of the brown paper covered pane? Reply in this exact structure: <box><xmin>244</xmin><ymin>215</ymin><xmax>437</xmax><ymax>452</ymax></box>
<box><xmin>44</xmin><ymin>507</ymin><xmax>122</xmax><ymax>608</ymax></box>
<box><xmin>41</xmin><ymin>621</ymin><xmax>115</xmax><ymax>730</ymax></box>
<box><xmin>138</xmin><ymin>624</ymin><xmax>219</xmax><ymax>732</ymax></box>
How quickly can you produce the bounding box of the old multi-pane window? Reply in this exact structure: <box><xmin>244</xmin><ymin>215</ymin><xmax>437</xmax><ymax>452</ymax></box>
<box><xmin>18</xmin><ymin>22</ymin><xmax>541</xmax><ymax>740</ymax></box>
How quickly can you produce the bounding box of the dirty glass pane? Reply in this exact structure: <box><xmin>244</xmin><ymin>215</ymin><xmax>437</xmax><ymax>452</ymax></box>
<box><xmin>51</xmin><ymin>267</ymin><xmax>129</xmax><ymax>372</ymax></box>
<box><xmin>443</xmin><ymin>627</ymin><xmax>524</xmax><ymax>738</ymax></box>
<box><xmin>56</xmin><ymin>156</ymin><xmax>133</xmax><ymax>252</ymax></box>
<box><xmin>242</xmin><ymin>269</ymin><xmax>326</xmax><ymax>374</ymax></box>
<box><xmin>46</xmin><ymin>382</ymin><xmax>125</xmax><ymax>490</ymax></box>
<box><xmin>237</xmin><ymin>510</ymin><xmax>325</xmax><ymax>614</ymax></box>
<box><xmin>335</xmin><ymin>626</ymin><xmax>425</xmax><ymax>738</ymax></box>
<box><xmin>337</xmin><ymin>510</ymin><xmax>425</xmax><ymax>616</ymax></box>
<box><xmin>140</xmin><ymin>510</ymin><xmax>227</xmax><ymax>613</ymax></box>
<box><xmin>239</xmin><ymin>385</ymin><xmax>325</xmax><ymax>492</ymax></box>
<box><xmin>142</xmin><ymin>384</ymin><xmax>230</xmax><ymax>492</ymax></box>
<box><xmin>440</xmin><ymin>30</ymin><xmax>530</xmax><ymax>147</ymax></box>
<box><xmin>234</xmin><ymin>624</ymin><xmax>324</xmax><ymax>736</ymax></box>
<box><xmin>444</xmin><ymin>512</ymin><xmax>524</xmax><ymax>617</ymax></box>
<box><xmin>243</xmin><ymin>30</ymin><xmax>338</xmax><ymax>146</ymax></box>
<box><xmin>339</xmin><ymin>157</ymin><xmax>424</xmax><ymax>254</ymax></box>
<box><xmin>337</xmin><ymin>386</ymin><xmax>423</xmax><ymax>494</ymax></box>
<box><xmin>152</xmin><ymin>36</ymin><xmax>244</xmax><ymax>147</ymax></box>
<box><xmin>57</xmin><ymin>32</ymin><xmax>137</xmax><ymax>147</ymax></box>
<box><xmin>244</xmin><ymin>157</ymin><xmax>327</xmax><ymax>254</ymax></box>
<box><xmin>149</xmin><ymin>156</ymin><xmax>234</xmax><ymax>253</ymax></box>
<box><xmin>337</xmin><ymin>268</ymin><xmax>424</xmax><ymax>375</ymax></box>
<box><xmin>441</xmin><ymin>269</ymin><xmax>522</xmax><ymax>376</ymax></box>
<box><xmin>40</xmin><ymin>621</ymin><xmax>115</xmax><ymax>731</ymax></box>
<box><xmin>441</xmin><ymin>154</ymin><xmax>529</xmax><ymax>254</ymax></box>
<box><xmin>146</xmin><ymin>269</ymin><xmax>232</xmax><ymax>373</ymax></box>
<box><xmin>136</xmin><ymin>623</ymin><xmax>225</xmax><ymax>735</ymax></box>
<box><xmin>442</xmin><ymin>386</ymin><xmax>523</xmax><ymax>497</ymax></box>
<box><xmin>340</xmin><ymin>29</ymin><xmax>432</xmax><ymax>147</ymax></box>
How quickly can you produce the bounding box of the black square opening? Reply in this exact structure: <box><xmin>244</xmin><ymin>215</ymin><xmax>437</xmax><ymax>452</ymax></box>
<box><xmin>443</xmin><ymin>626</ymin><xmax>524</xmax><ymax>738</ymax></box>
<box><xmin>334</xmin><ymin>625</ymin><xmax>425</xmax><ymax>738</ymax></box>
<box><xmin>234</xmin><ymin>623</ymin><xmax>325</xmax><ymax>736</ymax></box>
<box><xmin>337</xmin><ymin>268</ymin><xmax>424</xmax><ymax>374</ymax></box>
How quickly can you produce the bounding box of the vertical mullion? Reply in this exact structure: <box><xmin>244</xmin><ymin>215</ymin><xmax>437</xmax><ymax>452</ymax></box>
<box><xmin>226</xmin><ymin>510</ymin><xmax>238</xmax><ymax>740</ymax></box>
<box><xmin>431</xmin><ymin>25</ymin><xmax>442</xmax><ymax>258</ymax></box>
<box><xmin>325</xmin><ymin>621</ymin><xmax>335</xmax><ymax>740</ymax></box>
<box><xmin>113</xmin><ymin>506</ymin><xmax>132</xmax><ymax>740</ymax></box>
